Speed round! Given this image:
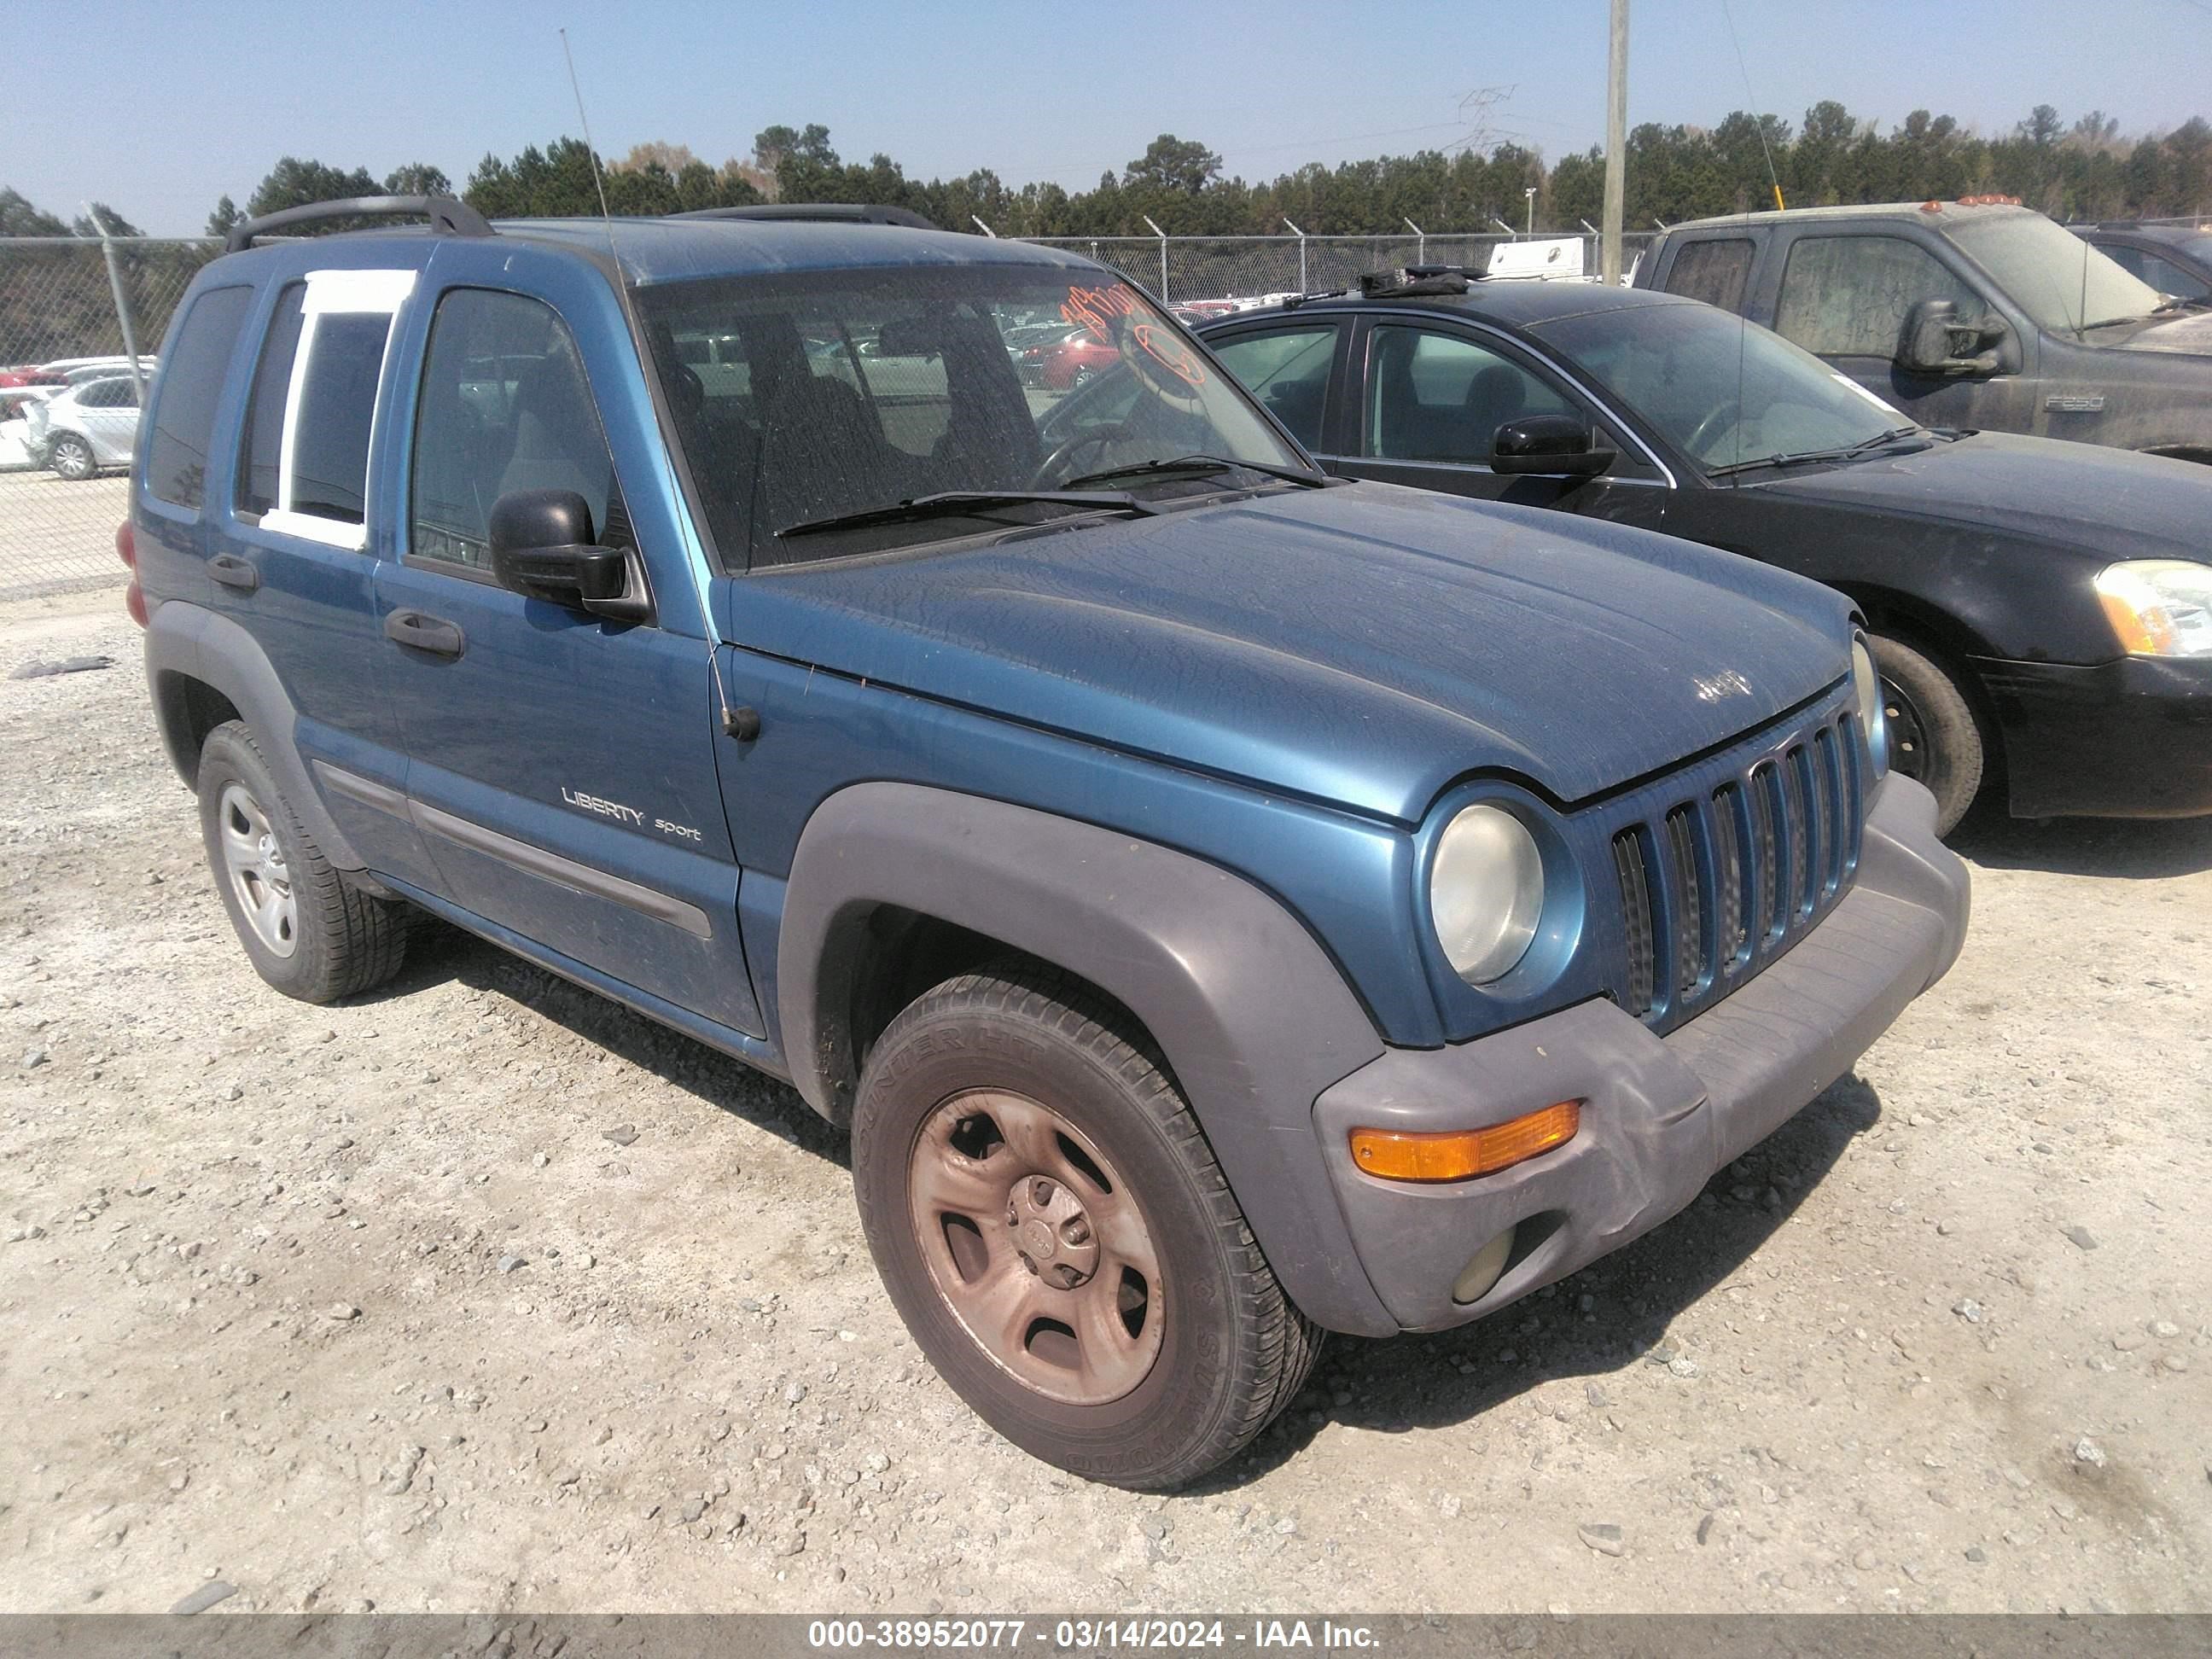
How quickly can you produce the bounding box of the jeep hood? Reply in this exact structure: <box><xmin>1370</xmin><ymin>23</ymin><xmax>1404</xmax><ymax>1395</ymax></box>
<box><xmin>720</xmin><ymin>483</ymin><xmax>1851</xmax><ymax>823</ymax></box>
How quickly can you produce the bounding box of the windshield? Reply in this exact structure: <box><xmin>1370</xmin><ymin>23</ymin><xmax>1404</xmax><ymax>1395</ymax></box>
<box><xmin>636</xmin><ymin>265</ymin><xmax>1306</xmax><ymax>567</ymax></box>
<box><xmin>1531</xmin><ymin>300</ymin><xmax>1908</xmax><ymax>474</ymax></box>
<box><xmin>1944</xmin><ymin>212</ymin><xmax>2163</xmax><ymax>333</ymax></box>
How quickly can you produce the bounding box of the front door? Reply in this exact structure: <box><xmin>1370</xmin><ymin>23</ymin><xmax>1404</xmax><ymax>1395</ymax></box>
<box><xmin>376</xmin><ymin>282</ymin><xmax>762</xmax><ymax>1038</ymax></box>
<box><xmin>1310</xmin><ymin>317</ymin><xmax>1665</xmax><ymax>514</ymax></box>
<box><xmin>1766</xmin><ymin>230</ymin><xmax>2037</xmax><ymax>434</ymax></box>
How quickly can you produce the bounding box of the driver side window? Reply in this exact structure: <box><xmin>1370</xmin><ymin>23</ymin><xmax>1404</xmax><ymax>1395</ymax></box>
<box><xmin>1364</xmin><ymin>326</ymin><xmax>1575</xmax><ymax>464</ymax></box>
<box><xmin>410</xmin><ymin>288</ymin><xmax>628</xmax><ymax>574</ymax></box>
<box><xmin>1774</xmin><ymin>236</ymin><xmax>1980</xmax><ymax>358</ymax></box>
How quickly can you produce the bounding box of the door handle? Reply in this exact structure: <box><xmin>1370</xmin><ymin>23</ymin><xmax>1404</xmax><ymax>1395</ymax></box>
<box><xmin>382</xmin><ymin>608</ymin><xmax>466</xmax><ymax>659</ymax></box>
<box><xmin>207</xmin><ymin>553</ymin><xmax>260</xmax><ymax>593</ymax></box>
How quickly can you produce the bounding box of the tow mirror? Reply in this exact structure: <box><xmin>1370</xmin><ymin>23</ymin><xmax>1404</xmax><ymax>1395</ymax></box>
<box><xmin>1492</xmin><ymin>415</ymin><xmax>1617</xmax><ymax>477</ymax></box>
<box><xmin>487</xmin><ymin>489</ymin><xmax>648</xmax><ymax>622</ymax></box>
<box><xmin>1898</xmin><ymin>300</ymin><xmax>2008</xmax><ymax>376</ymax></box>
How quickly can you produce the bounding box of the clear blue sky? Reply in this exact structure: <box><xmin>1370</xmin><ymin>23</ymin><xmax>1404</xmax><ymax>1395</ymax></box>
<box><xmin>9</xmin><ymin>0</ymin><xmax>2209</xmax><ymax>235</ymax></box>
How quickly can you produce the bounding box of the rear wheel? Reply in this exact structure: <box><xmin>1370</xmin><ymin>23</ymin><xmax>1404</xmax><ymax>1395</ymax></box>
<box><xmin>196</xmin><ymin>721</ymin><xmax>410</xmax><ymax>1003</ymax></box>
<box><xmin>48</xmin><ymin>434</ymin><xmax>95</xmax><ymax>480</ymax></box>
<box><xmin>851</xmin><ymin>963</ymin><xmax>1321</xmax><ymax>1489</ymax></box>
<box><xmin>1867</xmin><ymin>632</ymin><xmax>1983</xmax><ymax>836</ymax></box>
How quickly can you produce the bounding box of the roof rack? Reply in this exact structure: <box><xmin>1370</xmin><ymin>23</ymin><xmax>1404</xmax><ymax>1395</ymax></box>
<box><xmin>1283</xmin><ymin>264</ymin><xmax>1480</xmax><ymax>311</ymax></box>
<box><xmin>1359</xmin><ymin>265</ymin><xmax>1478</xmax><ymax>297</ymax></box>
<box><xmin>225</xmin><ymin>195</ymin><xmax>495</xmax><ymax>254</ymax></box>
<box><xmin>674</xmin><ymin>202</ymin><xmax>937</xmax><ymax>230</ymax></box>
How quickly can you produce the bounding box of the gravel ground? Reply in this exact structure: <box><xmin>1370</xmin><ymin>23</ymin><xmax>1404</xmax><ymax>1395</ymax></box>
<box><xmin>3</xmin><ymin>592</ymin><xmax>2209</xmax><ymax>1616</ymax></box>
<box><xmin>0</xmin><ymin>470</ymin><xmax>131</xmax><ymax>601</ymax></box>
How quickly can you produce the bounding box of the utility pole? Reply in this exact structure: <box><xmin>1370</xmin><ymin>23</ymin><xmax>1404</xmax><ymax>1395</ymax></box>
<box><xmin>1602</xmin><ymin>0</ymin><xmax>1629</xmax><ymax>284</ymax></box>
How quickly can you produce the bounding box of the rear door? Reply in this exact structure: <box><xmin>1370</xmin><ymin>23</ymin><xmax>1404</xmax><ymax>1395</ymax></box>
<box><xmin>375</xmin><ymin>275</ymin><xmax>762</xmax><ymax>1039</ymax></box>
<box><xmin>207</xmin><ymin>266</ymin><xmax>436</xmax><ymax>888</ymax></box>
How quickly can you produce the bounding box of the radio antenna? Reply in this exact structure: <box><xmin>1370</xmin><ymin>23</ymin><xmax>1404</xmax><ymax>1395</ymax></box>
<box><xmin>561</xmin><ymin>29</ymin><xmax>619</xmax><ymax>236</ymax></box>
<box><xmin>1719</xmin><ymin>0</ymin><xmax>1785</xmax><ymax>212</ymax></box>
<box><xmin>557</xmin><ymin>27</ymin><xmax>735</xmax><ymax>719</ymax></box>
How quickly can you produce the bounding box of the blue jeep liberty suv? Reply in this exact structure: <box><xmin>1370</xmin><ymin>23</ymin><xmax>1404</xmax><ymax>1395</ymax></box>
<box><xmin>126</xmin><ymin>197</ymin><xmax>1969</xmax><ymax>1488</ymax></box>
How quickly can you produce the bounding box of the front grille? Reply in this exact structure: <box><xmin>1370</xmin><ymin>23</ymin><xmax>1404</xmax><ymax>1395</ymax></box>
<box><xmin>1610</xmin><ymin>707</ymin><xmax>1866</xmax><ymax>1027</ymax></box>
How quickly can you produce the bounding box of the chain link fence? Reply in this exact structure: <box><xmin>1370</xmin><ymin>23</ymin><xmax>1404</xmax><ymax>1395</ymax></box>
<box><xmin>1015</xmin><ymin>231</ymin><xmax>1657</xmax><ymax>308</ymax></box>
<box><xmin>1</xmin><ymin>236</ymin><xmax>221</xmax><ymax>601</ymax></box>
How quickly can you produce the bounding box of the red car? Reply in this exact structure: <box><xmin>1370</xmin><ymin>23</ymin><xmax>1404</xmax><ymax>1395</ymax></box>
<box><xmin>1019</xmin><ymin>327</ymin><xmax>1118</xmax><ymax>391</ymax></box>
<box><xmin>0</xmin><ymin>366</ymin><xmax>66</xmax><ymax>388</ymax></box>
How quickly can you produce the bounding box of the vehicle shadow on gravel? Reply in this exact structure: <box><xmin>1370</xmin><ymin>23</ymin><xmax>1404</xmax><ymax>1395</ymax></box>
<box><xmin>387</xmin><ymin>918</ymin><xmax>851</xmax><ymax>1166</ymax></box>
<box><xmin>1949</xmin><ymin>811</ymin><xmax>2212</xmax><ymax>879</ymax></box>
<box><xmin>1209</xmin><ymin>1074</ymin><xmax>1887</xmax><ymax>1487</ymax></box>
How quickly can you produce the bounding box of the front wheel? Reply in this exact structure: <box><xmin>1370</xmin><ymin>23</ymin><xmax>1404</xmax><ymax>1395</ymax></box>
<box><xmin>852</xmin><ymin>963</ymin><xmax>1321</xmax><ymax>1489</ymax></box>
<box><xmin>48</xmin><ymin>434</ymin><xmax>96</xmax><ymax>480</ymax></box>
<box><xmin>1867</xmin><ymin>632</ymin><xmax>1983</xmax><ymax>836</ymax></box>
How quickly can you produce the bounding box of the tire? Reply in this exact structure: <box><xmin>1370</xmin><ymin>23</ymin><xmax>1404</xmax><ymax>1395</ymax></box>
<box><xmin>852</xmin><ymin>962</ymin><xmax>1321</xmax><ymax>1490</ymax></box>
<box><xmin>195</xmin><ymin>721</ymin><xmax>409</xmax><ymax>1003</ymax></box>
<box><xmin>1867</xmin><ymin>632</ymin><xmax>1983</xmax><ymax>837</ymax></box>
<box><xmin>48</xmin><ymin>434</ymin><xmax>96</xmax><ymax>481</ymax></box>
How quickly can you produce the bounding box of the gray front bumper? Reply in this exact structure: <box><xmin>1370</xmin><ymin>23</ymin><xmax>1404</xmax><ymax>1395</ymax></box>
<box><xmin>1312</xmin><ymin>772</ymin><xmax>1969</xmax><ymax>1333</ymax></box>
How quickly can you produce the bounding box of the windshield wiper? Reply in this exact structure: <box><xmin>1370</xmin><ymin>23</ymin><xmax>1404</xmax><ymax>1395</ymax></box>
<box><xmin>1058</xmin><ymin>453</ymin><xmax>1328</xmax><ymax>491</ymax></box>
<box><xmin>1704</xmin><ymin>424</ymin><xmax>1924</xmax><ymax>479</ymax></box>
<box><xmin>776</xmin><ymin>489</ymin><xmax>1160</xmax><ymax>542</ymax></box>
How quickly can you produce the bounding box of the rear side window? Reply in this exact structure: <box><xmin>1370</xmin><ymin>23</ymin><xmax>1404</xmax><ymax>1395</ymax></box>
<box><xmin>80</xmin><ymin>377</ymin><xmax>137</xmax><ymax>409</ymax></box>
<box><xmin>236</xmin><ymin>270</ymin><xmax>415</xmax><ymax>548</ymax></box>
<box><xmin>146</xmin><ymin>285</ymin><xmax>251</xmax><ymax>509</ymax></box>
<box><xmin>1209</xmin><ymin>326</ymin><xmax>1336</xmax><ymax>451</ymax></box>
<box><xmin>410</xmin><ymin>288</ymin><xmax>626</xmax><ymax>573</ymax></box>
<box><xmin>1661</xmin><ymin>238</ymin><xmax>1755</xmax><ymax>312</ymax></box>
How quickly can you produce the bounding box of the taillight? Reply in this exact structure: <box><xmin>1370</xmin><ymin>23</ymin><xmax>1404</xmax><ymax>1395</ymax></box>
<box><xmin>125</xmin><ymin>579</ymin><xmax>147</xmax><ymax>628</ymax></box>
<box><xmin>115</xmin><ymin>519</ymin><xmax>136</xmax><ymax>568</ymax></box>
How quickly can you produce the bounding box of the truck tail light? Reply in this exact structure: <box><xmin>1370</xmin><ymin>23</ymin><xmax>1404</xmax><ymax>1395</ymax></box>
<box><xmin>1350</xmin><ymin>1101</ymin><xmax>1581</xmax><ymax>1183</ymax></box>
<box><xmin>115</xmin><ymin>519</ymin><xmax>136</xmax><ymax>568</ymax></box>
<box><xmin>125</xmin><ymin>579</ymin><xmax>148</xmax><ymax>628</ymax></box>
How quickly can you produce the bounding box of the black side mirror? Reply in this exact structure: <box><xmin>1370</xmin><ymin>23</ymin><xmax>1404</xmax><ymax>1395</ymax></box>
<box><xmin>1898</xmin><ymin>299</ymin><xmax>2007</xmax><ymax>376</ymax></box>
<box><xmin>487</xmin><ymin>489</ymin><xmax>647</xmax><ymax>622</ymax></box>
<box><xmin>1492</xmin><ymin>415</ymin><xmax>1617</xmax><ymax>477</ymax></box>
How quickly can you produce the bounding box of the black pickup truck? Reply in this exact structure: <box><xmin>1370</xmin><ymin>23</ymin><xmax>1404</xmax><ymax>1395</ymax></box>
<box><xmin>1634</xmin><ymin>200</ymin><xmax>2212</xmax><ymax>463</ymax></box>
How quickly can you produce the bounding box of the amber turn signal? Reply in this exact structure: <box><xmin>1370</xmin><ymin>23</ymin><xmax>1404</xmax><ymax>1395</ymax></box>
<box><xmin>1350</xmin><ymin>1100</ymin><xmax>1580</xmax><ymax>1183</ymax></box>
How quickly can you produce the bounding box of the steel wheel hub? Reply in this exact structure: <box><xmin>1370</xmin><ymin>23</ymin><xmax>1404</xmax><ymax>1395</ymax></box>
<box><xmin>1881</xmin><ymin>677</ymin><xmax>1928</xmax><ymax>781</ymax></box>
<box><xmin>218</xmin><ymin>783</ymin><xmax>297</xmax><ymax>958</ymax></box>
<box><xmin>908</xmin><ymin>1089</ymin><xmax>1165</xmax><ymax>1406</ymax></box>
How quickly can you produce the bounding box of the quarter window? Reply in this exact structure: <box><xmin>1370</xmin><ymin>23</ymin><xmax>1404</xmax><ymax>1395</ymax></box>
<box><xmin>1774</xmin><ymin>236</ymin><xmax>1979</xmax><ymax>358</ymax></box>
<box><xmin>236</xmin><ymin>270</ymin><xmax>413</xmax><ymax>548</ymax></box>
<box><xmin>1661</xmin><ymin>238</ymin><xmax>1755</xmax><ymax>312</ymax></box>
<box><xmin>1365</xmin><ymin>327</ymin><xmax>1575</xmax><ymax>464</ymax></box>
<box><xmin>1208</xmin><ymin>327</ymin><xmax>1335</xmax><ymax>451</ymax></box>
<box><xmin>410</xmin><ymin>288</ymin><xmax>626</xmax><ymax>573</ymax></box>
<box><xmin>146</xmin><ymin>286</ymin><xmax>251</xmax><ymax>510</ymax></box>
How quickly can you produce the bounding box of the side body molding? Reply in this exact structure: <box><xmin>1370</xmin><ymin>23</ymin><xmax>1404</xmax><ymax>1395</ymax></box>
<box><xmin>777</xmin><ymin>782</ymin><xmax>1399</xmax><ymax>1336</ymax></box>
<box><xmin>143</xmin><ymin>601</ymin><xmax>365</xmax><ymax>871</ymax></box>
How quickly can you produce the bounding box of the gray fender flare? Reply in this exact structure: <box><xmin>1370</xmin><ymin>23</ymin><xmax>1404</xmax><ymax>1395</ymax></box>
<box><xmin>777</xmin><ymin>781</ymin><xmax>1399</xmax><ymax>1336</ymax></box>
<box><xmin>143</xmin><ymin>601</ymin><xmax>366</xmax><ymax>871</ymax></box>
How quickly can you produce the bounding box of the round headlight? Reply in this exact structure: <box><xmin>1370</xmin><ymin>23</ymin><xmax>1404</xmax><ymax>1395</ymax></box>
<box><xmin>1430</xmin><ymin>804</ymin><xmax>1545</xmax><ymax>984</ymax></box>
<box><xmin>1852</xmin><ymin>636</ymin><xmax>1889</xmax><ymax>776</ymax></box>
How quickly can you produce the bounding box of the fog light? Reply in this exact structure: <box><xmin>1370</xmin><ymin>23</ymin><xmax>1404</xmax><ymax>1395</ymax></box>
<box><xmin>1350</xmin><ymin>1100</ymin><xmax>1580</xmax><ymax>1183</ymax></box>
<box><xmin>1452</xmin><ymin>1228</ymin><xmax>1516</xmax><ymax>1305</ymax></box>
